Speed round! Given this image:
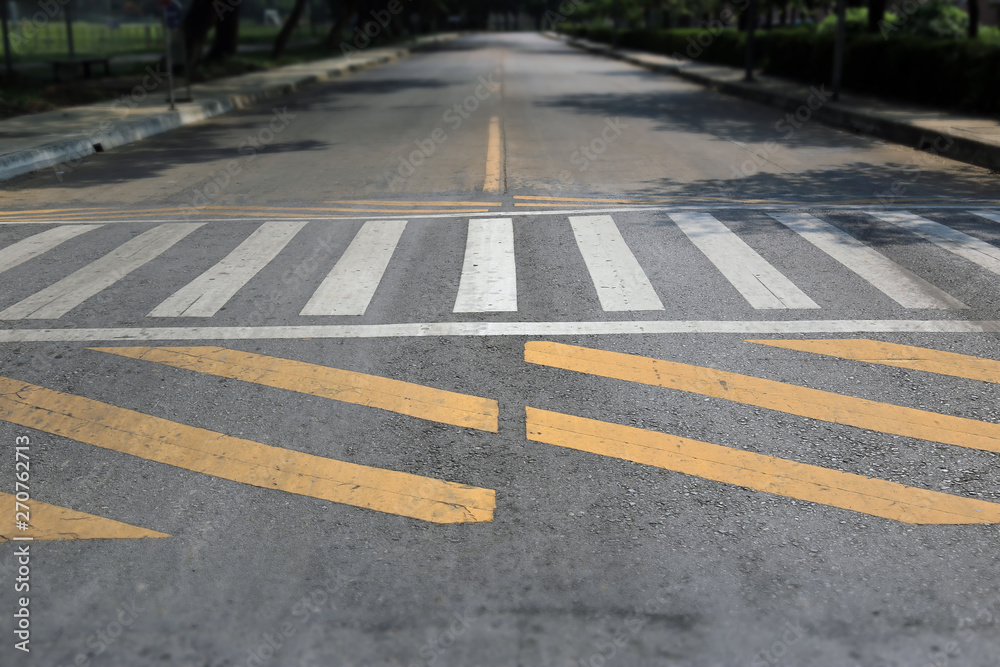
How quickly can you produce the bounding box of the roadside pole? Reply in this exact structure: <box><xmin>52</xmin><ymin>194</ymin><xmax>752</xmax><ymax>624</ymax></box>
<box><xmin>1</xmin><ymin>0</ymin><xmax>13</xmax><ymax>79</ymax></box>
<box><xmin>832</xmin><ymin>0</ymin><xmax>846</xmax><ymax>100</ymax></box>
<box><xmin>160</xmin><ymin>0</ymin><xmax>175</xmax><ymax>110</ymax></box>
<box><xmin>744</xmin><ymin>0</ymin><xmax>757</xmax><ymax>82</ymax></box>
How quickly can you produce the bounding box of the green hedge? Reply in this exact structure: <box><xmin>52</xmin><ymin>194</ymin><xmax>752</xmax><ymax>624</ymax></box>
<box><xmin>562</xmin><ymin>26</ymin><xmax>1000</xmax><ymax>114</ymax></box>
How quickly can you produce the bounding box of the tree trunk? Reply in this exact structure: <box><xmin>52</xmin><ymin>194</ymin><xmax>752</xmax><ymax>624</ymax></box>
<box><xmin>273</xmin><ymin>0</ymin><xmax>308</xmax><ymax>59</ymax></box>
<box><xmin>208</xmin><ymin>2</ymin><xmax>241</xmax><ymax>61</ymax></box>
<box><xmin>969</xmin><ymin>0</ymin><xmax>979</xmax><ymax>38</ymax></box>
<box><xmin>324</xmin><ymin>0</ymin><xmax>354</xmax><ymax>50</ymax></box>
<box><xmin>868</xmin><ymin>0</ymin><xmax>886</xmax><ymax>32</ymax></box>
<box><xmin>182</xmin><ymin>0</ymin><xmax>219</xmax><ymax>70</ymax></box>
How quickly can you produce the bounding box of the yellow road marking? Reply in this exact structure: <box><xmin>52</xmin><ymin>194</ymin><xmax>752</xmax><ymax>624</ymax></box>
<box><xmin>9</xmin><ymin>208</ymin><xmax>492</xmax><ymax>222</ymax></box>
<box><xmin>749</xmin><ymin>339</ymin><xmax>1000</xmax><ymax>384</ymax></box>
<box><xmin>526</xmin><ymin>408</ymin><xmax>1000</xmax><ymax>524</ymax></box>
<box><xmin>1</xmin><ymin>493</ymin><xmax>170</xmax><ymax>542</ymax></box>
<box><xmin>93</xmin><ymin>346</ymin><xmax>499</xmax><ymax>432</ymax></box>
<box><xmin>512</xmin><ymin>203</ymin><xmax>664</xmax><ymax>207</ymax></box>
<box><xmin>483</xmin><ymin>116</ymin><xmax>502</xmax><ymax>194</ymax></box>
<box><xmin>0</xmin><ymin>207</ymin><xmax>115</xmax><ymax>216</ymax></box>
<box><xmin>525</xmin><ymin>341</ymin><xmax>1000</xmax><ymax>454</ymax></box>
<box><xmin>0</xmin><ymin>377</ymin><xmax>495</xmax><ymax>523</ymax></box>
<box><xmin>324</xmin><ymin>200</ymin><xmax>503</xmax><ymax>207</ymax></box>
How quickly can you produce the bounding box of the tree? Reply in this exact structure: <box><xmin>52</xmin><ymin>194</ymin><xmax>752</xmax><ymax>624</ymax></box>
<box><xmin>273</xmin><ymin>0</ymin><xmax>309</xmax><ymax>59</ymax></box>
<box><xmin>968</xmin><ymin>0</ymin><xmax>979</xmax><ymax>38</ymax></box>
<box><xmin>868</xmin><ymin>0</ymin><xmax>886</xmax><ymax>33</ymax></box>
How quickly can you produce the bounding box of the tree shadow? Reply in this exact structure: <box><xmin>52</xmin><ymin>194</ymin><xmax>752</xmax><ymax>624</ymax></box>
<box><xmin>633</xmin><ymin>161</ymin><xmax>1000</xmax><ymax>201</ymax></box>
<box><xmin>535</xmin><ymin>88</ymin><xmax>865</xmax><ymax>149</ymax></box>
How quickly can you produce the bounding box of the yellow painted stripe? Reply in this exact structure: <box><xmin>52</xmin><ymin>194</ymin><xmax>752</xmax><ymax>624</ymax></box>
<box><xmin>324</xmin><ymin>200</ymin><xmax>503</xmax><ymax>207</ymax></box>
<box><xmin>0</xmin><ymin>207</ymin><xmax>116</xmax><ymax>216</ymax></box>
<box><xmin>749</xmin><ymin>339</ymin><xmax>1000</xmax><ymax>384</ymax></box>
<box><xmin>1</xmin><ymin>493</ymin><xmax>170</xmax><ymax>541</ymax></box>
<box><xmin>0</xmin><ymin>377</ymin><xmax>495</xmax><ymax>523</ymax></box>
<box><xmin>525</xmin><ymin>341</ymin><xmax>1000</xmax><ymax>454</ymax></box>
<box><xmin>483</xmin><ymin>116</ymin><xmax>502</xmax><ymax>194</ymax></box>
<box><xmin>526</xmin><ymin>408</ymin><xmax>1000</xmax><ymax>524</ymax></box>
<box><xmin>93</xmin><ymin>346</ymin><xmax>499</xmax><ymax>432</ymax></box>
<box><xmin>512</xmin><ymin>203</ymin><xmax>663</xmax><ymax>207</ymax></box>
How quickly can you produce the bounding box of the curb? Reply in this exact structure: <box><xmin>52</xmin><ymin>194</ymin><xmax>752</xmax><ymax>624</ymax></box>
<box><xmin>0</xmin><ymin>35</ymin><xmax>458</xmax><ymax>183</ymax></box>
<box><xmin>556</xmin><ymin>33</ymin><xmax>1000</xmax><ymax>174</ymax></box>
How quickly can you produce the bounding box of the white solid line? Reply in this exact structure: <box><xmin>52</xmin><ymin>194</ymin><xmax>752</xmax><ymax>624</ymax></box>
<box><xmin>769</xmin><ymin>212</ymin><xmax>967</xmax><ymax>310</ymax></box>
<box><xmin>300</xmin><ymin>220</ymin><xmax>407</xmax><ymax>316</ymax></box>
<box><xmin>0</xmin><ymin>225</ymin><xmax>102</xmax><ymax>274</ymax></box>
<box><xmin>149</xmin><ymin>221</ymin><xmax>309</xmax><ymax>318</ymax></box>
<box><xmin>569</xmin><ymin>215</ymin><xmax>664</xmax><ymax>311</ymax></box>
<box><xmin>970</xmin><ymin>210</ymin><xmax>1000</xmax><ymax>225</ymax></box>
<box><xmin>869</xmin><ymin>211</ymin><xmax>1000</xmax><ymax>276</ymax></box>
<box><xmin>0</xmin><ymin>319</ymin><xmax>997</xmax><ymax>342</ymax></box>
<box><xmin>0</xmin><ymin>223</ymin><xmax>204</xmax><ymax>320</ymax></box>
<box><xmin>668</xmin><ymin>212</ymin><xmax>818</xmax><ymax>309</ymax></box>
<box><xmin>454</xmin><ymin>218</ymin><xmax>517</xmax><ymax>313</ymax></box>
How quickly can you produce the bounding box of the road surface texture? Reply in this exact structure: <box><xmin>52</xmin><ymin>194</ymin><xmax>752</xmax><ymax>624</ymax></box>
<box><xmin>1</xmin><ymin>32</ymin><xmax>1000</xmax><ymax>667</ymax></box>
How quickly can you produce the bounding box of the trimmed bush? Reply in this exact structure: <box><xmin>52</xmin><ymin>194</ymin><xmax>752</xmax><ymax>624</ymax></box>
<box><xmin>561</xmin><ymin>25</ymin><xmax>1000</xmax><ymax>114</ymax></box>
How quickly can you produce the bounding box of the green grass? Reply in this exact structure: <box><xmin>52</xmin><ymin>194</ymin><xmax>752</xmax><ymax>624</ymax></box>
<box><xmin>2</xmin><ymin>21</ymin><xmax>164</xmax><ymax>59</ymax></box>
<box><xmin>1</xmin><ymin>20</ymin><xmax>323</xmax><ymax>61</ymax></box>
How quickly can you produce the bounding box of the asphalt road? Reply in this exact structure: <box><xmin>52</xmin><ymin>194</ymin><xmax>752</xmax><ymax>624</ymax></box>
<box><xmin>1</xmin><ymin>32</ymin><xmax>1000</xmax><ymax>667</ymax></box>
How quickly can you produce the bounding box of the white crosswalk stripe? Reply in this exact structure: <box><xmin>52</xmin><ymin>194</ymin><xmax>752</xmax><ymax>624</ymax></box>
<box><xmin>300</xmin><ymin>219</ymin><xmax>407</xmax><ymax>316</ymax></box>
<box><xmin>0</xmin><ymin>211</ymin><xmax>996</xmax><ymax>321</ymax></box>
<box><xmin>150</xmin><ymin>221</ymin><xmax>308</xmax><ymax>318</ymax></box>
<box><xmin>869</xmin><ymin>211</ymin><xmax>1000</xmax><ymax>276</ymax></box>
<box><xmin>971</xmin><ymin>210</ymin><xmax>1000</xmax><ymax>225</ymax></box>
<box><xmin>0</xmin><ymin>225</ymin><xmax>102</xmax><ymax>275</ymax></box>
<box><xmin>768</xmin><ymin>212</ymin><xmax>967</xmax><ymax>310</ymax></box>
<box><xmin>453</xmin><ymin>218</ymin><xmax>517</xmax><ymax>312</ymax></box>
<box><xmin>668</xmin><ymin>211</ymin><xmax>819</xmax><ymax>309</ymax></box>
<box><xmin>569</xmin><ymin>215</ymin><xmax>664</xmax><ymax>312</ymax></box>
<box><xmin>0</xmin><ymin>223</ymin><xmax>203</xmax><ymax>320</ymax></box>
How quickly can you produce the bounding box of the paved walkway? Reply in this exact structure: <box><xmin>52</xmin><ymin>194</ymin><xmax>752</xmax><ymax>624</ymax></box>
<box><xmin>0</xmin><ymin>34</ymin><xmax>459</xmax><ymax>182</ymax></box>
<box><xmin>554</xmin><ymin>32</ymin><xmax>1000</xmax><ymax>174</ymax></box>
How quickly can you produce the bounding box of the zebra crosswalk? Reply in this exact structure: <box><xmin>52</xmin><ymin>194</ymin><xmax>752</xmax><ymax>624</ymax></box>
<box><xmin>0</xmin><ymin>209</ymin><xmax>998</xmax><ymax>323</ymax></box>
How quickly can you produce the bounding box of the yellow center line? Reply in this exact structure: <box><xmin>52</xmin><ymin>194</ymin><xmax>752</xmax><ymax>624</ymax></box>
<box><xmin>0</xmin><ymin>492</ymin><xmax>170</xmax><ymax>542</ymax></box>
<box><xmin>0</xmin><ymin>207</ymin><xmax>117</xmax><ymax>216</ymax></box>
<box><xmin>483</xmin><ymin>116</ymin><xmax>502</xmax><ymax>195</ymax></box>
<box><xmin>512</xmin><ymin>203</ymin><xmax>666</xmax><ymax>207</ymax></box>
<box><xmin>525</xmin><ymin>341</ymin><xmax>1000</xmax><ymax>454</ymax></box>
<box><xmin>93</xmin><ymin>346</ymin><xmax>499</xmax><ymax>433</ymax></box>
<box><xmin>748</xmin><ymin>339</ymin><xmax>1000</xmax><ymax>384</ymax></box>
<box><xmin>0</xmin><ymin>376</ymin><xmax>495</xmax><ymax>524</ymax></box>
<box><xmin>526</xmin><ymin>408</ymin><xmax>1000</xmax><ymax>524</ymax></box>
<box><xmin>324</xmin><ymin>200</ymin><xmax>503</xmax><ymax>207</ymax></box>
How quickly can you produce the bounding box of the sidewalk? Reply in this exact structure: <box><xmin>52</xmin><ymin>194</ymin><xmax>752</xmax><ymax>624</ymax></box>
<box><xmin>552</xmin><ymin>32</ymin><xmax>1000</xmax><ymax>174</ymax></box>
<box><xmin>0</xmin><ymin>33</ymin><xmax>460</xmax><ymax>183</ymax></box>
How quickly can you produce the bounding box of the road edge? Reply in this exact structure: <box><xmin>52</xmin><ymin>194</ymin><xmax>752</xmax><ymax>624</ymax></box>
<box><xmin>547</xmin><ymin>32</ymin><xmax>1000</xmax><ymax>174</ymax></box>
<box><xmin>0</xmin><ymin>34</ymin><xmax>461</xmax><ymax>183</ymax></box>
